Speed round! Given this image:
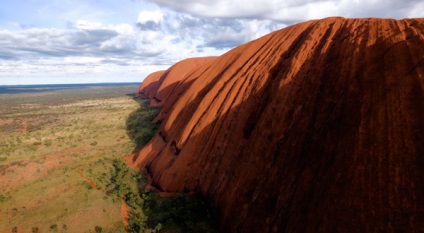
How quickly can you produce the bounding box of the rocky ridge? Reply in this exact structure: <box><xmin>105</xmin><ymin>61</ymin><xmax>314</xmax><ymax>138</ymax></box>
<box><xmin>137</xmin><ymin>57</ymin><xmax>216</xmax><ymax>107</ymax></box>
<box><xmin>130</xmin><ymin>17</ymin><xmax>424</xmax><ymax>232</ymax></box>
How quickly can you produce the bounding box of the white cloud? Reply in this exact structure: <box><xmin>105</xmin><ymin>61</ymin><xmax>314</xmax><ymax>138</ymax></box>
<box><xmin>408</xmin><ymin>2</ymin><xmax>424</xmax><ymax>17</ymax></box>
<box><xmin>137</xmin><ymin>10</ymin><xmax>164</xmax><ymax>24</ymax></box>
<box><xmin>0</xmin><ymin>8</ymin><xmax>283</xmax><ymax>82</ymax></box>
<box><xmin>1</xmin><ymin>0</ymin><xmax>422</xmax><ymax>84</ymax></box>
<box><xmin>147</xmin><ymin>0</ymin><xmax>424</xmax><ymax>21</ymax></box>
<box><xmin>114</xmin><ymin>24</ymin><xmax>136</xmax><ymax>35</ymax></box>
<box><xmin>76</xmin><ymin>20</ymin><xmax>103</xmax><ymax>30</ymax></box>
<box><xmin>64</xmin><ymin>57</ymin><xmax>103</xmax><ymax>64</ymax></box>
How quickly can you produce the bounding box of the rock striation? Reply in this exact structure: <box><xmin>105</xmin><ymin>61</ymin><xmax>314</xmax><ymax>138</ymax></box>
<box><xmin>136</xmin><ymin>70</ymin><xmax>165</xmax><ymax>99</ymax></box>
<box><xmin>137</xmin><ymin>57</ymin><xmax>216</xmax><ymax>107</ymax></box>
<box><xmin>129</xmin><ymin>17</ymin><xmax>424</xmax><ymax>232</ymax></box>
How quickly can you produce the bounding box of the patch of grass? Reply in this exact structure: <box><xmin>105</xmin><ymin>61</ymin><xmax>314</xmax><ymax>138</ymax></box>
<box><xmin>44</xmin><ymin>140</ymin><xmax>52</xmax><ymax>147</ymax></box>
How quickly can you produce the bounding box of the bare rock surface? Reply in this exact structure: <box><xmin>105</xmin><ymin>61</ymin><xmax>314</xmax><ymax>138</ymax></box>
<box><xmin>137</xmin><ymin>57</ymin><xmax>216</xmax><ymax>107</ymax></box>
<box><xmin>130</xmin><ymin>17</ymin><xmax>424</xmax><ymax>233</ymax></box>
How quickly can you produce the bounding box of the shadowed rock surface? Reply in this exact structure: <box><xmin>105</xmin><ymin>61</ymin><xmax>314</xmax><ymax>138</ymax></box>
<box><xmin>137</xmin><ymin>70</ymin><xmax>165</xmax><ymax>99</ymax></box>
<box><xmin>137</xmin><ymin>57</ymin><xmax>216</xmax><ymax>107</ymax></box>
<box><xmin>129</xmin><ymin>17</ymin><xmax>424</xmax><ymax>232</ymax></box>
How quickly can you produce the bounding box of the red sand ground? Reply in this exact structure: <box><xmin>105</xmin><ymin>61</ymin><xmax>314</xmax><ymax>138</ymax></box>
<box><xmin>120</xmin><ymin>198</ymin><xmax>129</xmax><ymax>232</ymax></box>
<box><xmin>129</xmin><ymin>17</ymin><xmax>424</xmax><ymax>232</ymax></box>
<box><xmin>76</xmin><ymin>167</ymin><xmax>99</xmax><ymax>190</ymax></box>
<box><xmin>0</xmin><ymin>148</ymin><xmax>79</xmax><ymax>192</ymax></box>
<box><xmin>21</xmin><ymin>119</ymin><xmax>28</xmax><ymax>133</ymax></box>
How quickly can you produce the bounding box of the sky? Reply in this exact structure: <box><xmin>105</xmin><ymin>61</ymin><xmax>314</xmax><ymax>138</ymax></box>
<box><xmin>0</xmin><ymin>0</ymin><xmax>422</xmax><ymax>85</ymax></box>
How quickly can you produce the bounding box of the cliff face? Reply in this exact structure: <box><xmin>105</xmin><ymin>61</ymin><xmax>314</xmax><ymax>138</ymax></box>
<box><xmin>137</xmin><ymin>57</ymin><xmax>216</xmax><ymax>107</ymax></box>
<box><xmin>137</xmin><ymin>70</ymin><xmax>165</xmax><ymax>99</ymax></box>
<box><xmin>130</xmin><ymin>17</ymin><xmax>424</xmax><ymax>232</ymax></box>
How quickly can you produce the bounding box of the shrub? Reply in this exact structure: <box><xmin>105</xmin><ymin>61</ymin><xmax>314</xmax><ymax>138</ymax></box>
<box><xmin>0</xmin><ymin>194</ymin><xmax>7</xmax><ymax>202</ymax></box>
<box><xmin>82</xmin><ymin>181</ymin><xmax>92</xmax><ymax>190</ymax></box>
<box><xmin>125</xmin><ymin>105</ymin><xmax>161</xmax><ymax>151</ymax></box>
<box><xmin>44</xmin><ymin>140</ymin><xmax>52</xmax><ymax>147</ymax></box>
<box><xmin>141</xmin><ymin>191</ymin><xmax>215</xmax><ymax>232</ymax></box>
<box><xmin>101</xmin><ymin>159</ymin><xmax>148</xmax><ymax>231</ymax></box>
<box><xmin>49</xmin><ymin>224</ymin><xmax>58</xmax><ymax>233</ymax></box>
<box><xmin>94</xmin><ymin>226</ymin><xmax>102</xmax><ymax>233</ymax></box>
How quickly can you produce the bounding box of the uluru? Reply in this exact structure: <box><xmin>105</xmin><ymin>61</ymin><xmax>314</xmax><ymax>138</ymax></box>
<box><xmin>129</xmin><ymin>17</ymin><xmax>424</xmax><ymax>232</ymax></box>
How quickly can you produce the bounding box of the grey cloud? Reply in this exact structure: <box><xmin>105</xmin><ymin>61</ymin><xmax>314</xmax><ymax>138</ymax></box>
<box><xmin>201</xmin><ymin>39</ymin><xmax>243</xmax><ymax>50</ymax></box>
<box><xmin>0</xmin><ymin>28</ymin><xmax>121</xmax><ymax>60</ymax></box>
<box><xmin>70</xmin><ymin>29</ymin><xmax>118</xmax><ymax>47</ymax></box>
<box><xmin>101</xmin><ymin>59</ymin><xmax>130</xmax><ymax>66</ymax></box>
<box><xmin>160</xmin><ymin>13</ymin><xmax>284</xmax><ymax>49</ymax></box>
<box><xmin>174</xmin><ymin>15</ymin><xmax>243</xmax><ymax>31</ymax></box>
<box><xmin>1</xmin><ymin>5</ymin><xmax>292</xmax><ymax>82</ymax></box>
<box><xmin>139</xmin><ymin>51</ymin><xmax>164</xmax><ymax>58</ymax></box>
<box><xmin>148</xmin><ymin>57</ymin><xmax>177</xmax><ymax>66</ymax></box>
<box><xmin>163</xmin><ymin>15</ymin><xmax>245</xmax><ymax>48</ymax></box>
<box><xmin>340</xmin><ymin>0</ymin><xmax>424</xmax><ymax>19</ymax></box>
<box><xmin>148</xmin><ymin>0</ymin><xmax>317</xmax><ymax>19</ymax></box>
<box><xmin>201</xmin><ymin>30</ymin><xmax>248</xmax><ymax>49</ymax></box>
<box><xmin>136</xmin><ymin>21</ymin><xmax>161</xmax><ymax>30</ymax></box>
<box><xmin>0</xmin><ymin>26</ymin><xmax>171</xmax><ymax>74</ymax></box>
<box><xmin>100</xmin><ymin>43</ymin><xmax>135</xmax><ymax>54</ymax></box>
<box><xmin>0</xmin><ymin>8</ymin><xmax>287</xmax><ymax>75</ymax></box>
<box><xmin>0</xmin><ymin>51</ymin><xmax>18</xmax><ymax>60</ymax></box>
<box><xmin>148</xmin><ymin>0</ymin><xmax>424</xmax><ymax>22</ymax></box>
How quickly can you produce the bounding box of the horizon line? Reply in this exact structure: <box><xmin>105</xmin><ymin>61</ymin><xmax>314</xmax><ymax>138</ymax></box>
<box><xmin>0</xmin><ymin>82</ymin><xmax>141</xmax><ymax>87</ymax></box>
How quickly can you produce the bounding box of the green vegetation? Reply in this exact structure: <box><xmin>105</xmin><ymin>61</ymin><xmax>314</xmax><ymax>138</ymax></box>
<box><xmin>95</xmin><ymin>225</ymin><xmax>103</xmax><ymax>233</ymax></box>
<box><xmin>93</xmin><ymin>101</ymin><xmax>216</xmax><ymax>232</ymax></box>
<box><xmin>0</xmin><ymin>85</ymin><xmax>140</xmax><ymax>232</ymax></box>
<box><xmin>99</xmin><ymin>159</ymin><xmax>148</xmax><ymax>232</ymax></box>
<box><xmin>0</xmin><ymin>85</ymin><xmax>216</xmax><ymax>233</ymax></box>
<box><xmin>126</xmin><ymin>103</ymin><xmax>161</xmax><ymax>151</ymax></box>
<box><xmin>97</xmin><ymin>158</ymin><xmax>216</xmax><ymax>233</ymax></box>
<box><xmin>142</xmin><ymin>191</ymin><xmax>216</xmax><ymax>233</ymax></box>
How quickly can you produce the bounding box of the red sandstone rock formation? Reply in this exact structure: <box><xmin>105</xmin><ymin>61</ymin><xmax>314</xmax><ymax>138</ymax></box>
<box><xmin>137</xmin><ymin>57</ymin><xmax>216</xmax><ymax>107</ymax></box>
<box><xmin>137</xmin><ymin>70</ymin><xmax>165</xmax><ymax>99</ymax></box>
<box><xmin>129</xmin><ymin>17</ymin><xmax>424</xmax><ymax>232</ymax></box>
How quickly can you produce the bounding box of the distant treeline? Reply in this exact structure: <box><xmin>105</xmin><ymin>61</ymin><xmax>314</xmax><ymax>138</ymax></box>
<box><xmin>0</xmin><ymin>83</ymin><xmax>140</xmax><ymax>94</ymax></box>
